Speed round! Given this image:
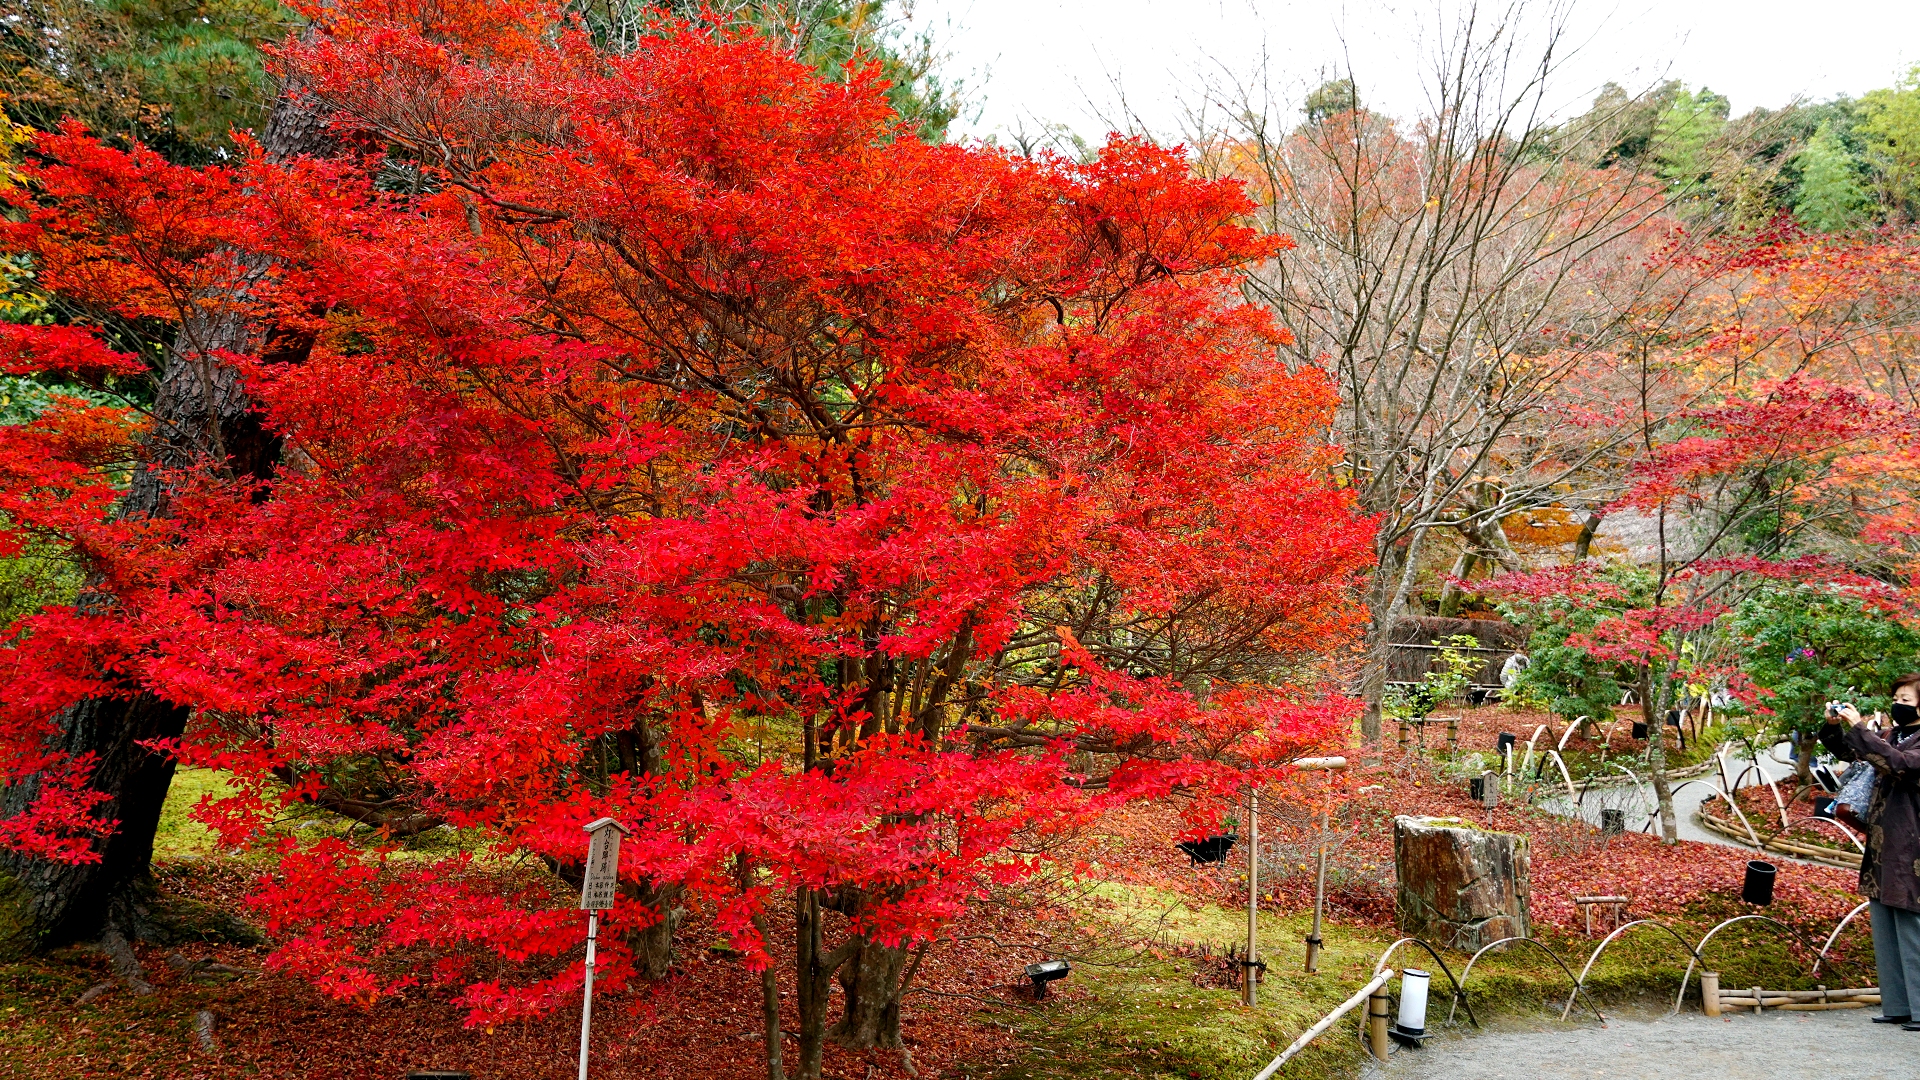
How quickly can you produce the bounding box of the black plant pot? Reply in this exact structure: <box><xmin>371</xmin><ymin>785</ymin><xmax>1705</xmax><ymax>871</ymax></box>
<box><xmin>1631</xmin><ymin>721</ymin><xmax>1649</xmax><ymax>740</ymax></box>
<box><xmin>1496</xmin><ymin>732</ymin><xmax>1517</xmax><ymax>755</ymax></box>
<box><xmin>1600</xmin><ymin>808</ymin><xmax>1626</xmax><ymax>835</ymax></box>
<box><xmin>1177</xmin><ymin>834</ymin><xmax>1237</xmax><ymax>865</ymax></box>
<box><xmin>1743</xmin><ymin>860</ymin><xmax>1777</xmax><ymax>906</ymax></box>
<box><xmin>1813</xmin><ymin>796</ymin><xmax>1837</xmax><ymax>820</ymax></box>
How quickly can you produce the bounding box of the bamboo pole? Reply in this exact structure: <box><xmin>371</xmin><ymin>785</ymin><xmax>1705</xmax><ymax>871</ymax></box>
<box><xmin>1367</xmin><ymin>986</ymin><xmax>1391</xmax><ymax>1061</ymax></box>
<box><xmin>1245</xmin><ymin>787</ymin><xmax>1260</xmax><ymax>1007</ymax></box>
<box><xmin>1701</xmin><ymin>971</ymin><xmax>1720</xmax><ymax>1017</ymax></box>
<box><xmin>1250</xmin><ymin>970</ymin><xmax>1393</xmax><ymax>1080</ymax></box>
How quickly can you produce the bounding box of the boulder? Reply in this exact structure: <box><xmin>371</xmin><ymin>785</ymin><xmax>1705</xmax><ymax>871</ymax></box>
<box><xmin>1393</xmin><ymin>815</ymin><xmax>1530</xmax><ymax>952</ymax></box>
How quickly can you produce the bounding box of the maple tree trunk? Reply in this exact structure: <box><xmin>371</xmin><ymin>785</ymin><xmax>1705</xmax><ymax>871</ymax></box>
<box><xmin>1358</xmin><ymin>537</ymin><xmax>1421</xmax><ymax>744</ymax></box>
<box><xmin>1793</xmin><ymin>731</ymin><xmax>1814</xmax><ymax>786</ymax></box>
<box><xmin>1640</xmin><ymin>676</ymin><xmax>1679</xmax><ymax>844</ymax></box>
<box><xmin>614</xmin><ymin>715</ymin><xmax>686</xmax><ymax>979</ymax></box>
<box><xmin>1436</xmin><ymin>551</ymin><xmax>1477</xmax><ymax>617</ymax></box>
<box><xmin>1572</xmin><ymin>512</ymin><xmax>1602</xmax><ymax>563</ymax></box>
<box><xmin>625</xmin><ymin>877</ymin><xmax>684</xmax><ymax>980</ymax></box>
<box><xmin>0</xmin><ymin>63</ymin><xmax>331</xmax><ymax>957</ymax></box>
<box><xmin>792</xmin><ymin>888</ymin><xmax>842</xmax><ymax>1080</ymax></box>
<box><xmin>828</xmin><ymin>935</ymin><xmax>908</xmax><ymax>1049</ymax></box>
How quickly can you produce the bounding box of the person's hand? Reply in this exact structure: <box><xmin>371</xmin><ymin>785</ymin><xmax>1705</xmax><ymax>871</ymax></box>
<box><xmin>1837</xmin><ymin>704</ymin><xmax>1866</xmax><ymax>727</ymax></box>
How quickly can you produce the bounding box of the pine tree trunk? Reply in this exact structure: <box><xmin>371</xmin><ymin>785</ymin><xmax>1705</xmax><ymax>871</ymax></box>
<box><xmin>0</xmin><ymin>59</ymin><xmax>334</xmax><ymax>958</ymax></box>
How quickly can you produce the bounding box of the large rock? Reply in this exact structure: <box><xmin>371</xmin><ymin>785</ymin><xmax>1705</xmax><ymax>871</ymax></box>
<box><xmin>1393</xmin><ymin>815</ymin><xmax>1531</xmax><ymax>952</ymax></box>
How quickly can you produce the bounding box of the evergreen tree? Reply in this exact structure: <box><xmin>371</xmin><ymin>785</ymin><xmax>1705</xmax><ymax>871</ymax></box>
<box><xmin>1859</xmin><ymin>65</ymin><xmax>1920</xmax><ymax>220</ymax></box>
<box><xmin>0</xmin><ymin>0</ymin><xmax>292</xmax><ymax>164</ymax></box>
<box><xmin>1794</xmin><ymin>121</ymin><xmax>1873</xmax><ymax>231</ymax></box>
<box><xmin>1651</xmin><ymin>86</ymin><xmax>1730</xmax><ymax>191</ymax></box>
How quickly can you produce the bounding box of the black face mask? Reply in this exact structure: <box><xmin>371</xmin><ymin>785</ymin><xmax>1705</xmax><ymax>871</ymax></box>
<box><xmin>1893</xmin><ymin>702</ymin><xmax>1919</xmax><ymax>727</ymax></box>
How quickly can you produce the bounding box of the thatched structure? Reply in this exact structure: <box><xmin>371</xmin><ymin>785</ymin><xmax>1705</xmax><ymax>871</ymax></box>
<box><xmin>1384</xmin><ymin>616</ymin><xmax>1528</xmax><ymax>688</ymax></box>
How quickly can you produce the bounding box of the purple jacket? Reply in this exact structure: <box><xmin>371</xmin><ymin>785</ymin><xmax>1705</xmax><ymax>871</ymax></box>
<box><xmin>1820</xmin><ymin>721</ymin><xmax>1920</xmax><ymax>912</ymax></box>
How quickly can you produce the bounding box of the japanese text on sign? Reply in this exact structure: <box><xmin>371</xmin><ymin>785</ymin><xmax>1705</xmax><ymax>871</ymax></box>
<box><xmin>581</xmin><ymin>821</ymin><xmax>623</xmax><ymax>910</ymax></box>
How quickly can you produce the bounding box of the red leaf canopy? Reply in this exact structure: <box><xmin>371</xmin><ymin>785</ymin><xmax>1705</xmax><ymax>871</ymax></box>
<box><xmin>0</xmin><ymin>3</ymin><xmax>1373</xmax><ymax>1021</ymax></box>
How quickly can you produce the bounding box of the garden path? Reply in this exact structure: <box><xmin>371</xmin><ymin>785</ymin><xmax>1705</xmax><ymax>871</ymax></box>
<box><xmin>1360</xmin><ymin>1006</ymin><xmax>1913</xmax><ymax>1079</ymax></box>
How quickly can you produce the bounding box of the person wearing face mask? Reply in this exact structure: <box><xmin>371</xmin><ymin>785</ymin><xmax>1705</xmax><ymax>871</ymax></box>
<box><xmin>1824</xmin><ymin>675</ymin><xmax>1920</xmax><ymax>1031</ymax></box>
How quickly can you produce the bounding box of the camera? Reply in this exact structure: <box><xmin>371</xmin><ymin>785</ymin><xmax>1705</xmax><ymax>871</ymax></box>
<box><xmin>1827</xmin><ymin>700</ymin><xmax>1854</xmax><ymax>718</ymax></box>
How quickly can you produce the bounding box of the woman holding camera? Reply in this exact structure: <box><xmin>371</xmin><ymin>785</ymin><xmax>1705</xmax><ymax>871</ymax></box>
<box><xmin>1824</xmin><ymin>675</ymin><xmax>1920</xmax><ymax>1031</ymax></box>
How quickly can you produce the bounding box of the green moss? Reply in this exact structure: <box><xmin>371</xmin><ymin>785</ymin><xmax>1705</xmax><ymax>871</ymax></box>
<box><xmin>152</xmin><ymin>767</ymin><xmax>237</xmax><ymax>860</ymax></box>
<box><xmin>965</xmin><ymin>878</ymin><xmax>1860</xmax><ymax>1080</ymax></box>
<box><xmin>0</xmin><ymin>870</ymin><xmax>34</xmax><ymax>962</ymax></box>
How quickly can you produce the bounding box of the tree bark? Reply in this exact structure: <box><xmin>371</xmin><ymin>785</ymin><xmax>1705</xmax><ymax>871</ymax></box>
<box><xmin>1358</xmin><ymin>533</ymin><xmax>1424</xmax><ymax>744</ymax></box>
<box><xmin>1572</xmin><ymin>511</ymin><xmax>1603</xmax><ymax>563</ymax></box>
<box><xmin>1436</xmin><ymin>550</ymin><xmax>1478</xmax><ymax>617</ymax></box>
<box><xmin>0</xmin><ymin>697</ymin><xmax>187</xmax><ymax>957</ymax></box>
<box><xmin>755</xmin><ymin>911</ymin><xmax>786</xmax><ymax>1080</ymax></box>
<box><xmin>1640</xmin><ymin>675</ymin><xmax>1679</xmax><ymax>844</ymax></box>
<box><xmin>0</xmin><ymin>60</ymin><xmax>335</xmax><ymax>958</ymax></box>
<box><xmin>625</xmin><ymin>877</ymin><xmax>683</xmax><ymax>980</ymax></box>
<box><xmin>1392</xmin><ymin>815</ymin><xmax>1531</xmax><ymax>952</ymax></box>
<box><xmin>828</xmin><ymin>935</ymin><xmax>908</xmax><ymax>1049</ymax></box>
<box><xmin>793</xmin><ymin>887</ymin><xmax>853</xmax><ymax>1080</ymax></box>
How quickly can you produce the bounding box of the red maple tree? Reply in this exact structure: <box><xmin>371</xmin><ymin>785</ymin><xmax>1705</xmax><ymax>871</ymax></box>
<box><xmin>0</xmin><ymin>5</ymin><xmax>1371</xmax><ymax>1075</ymax></box>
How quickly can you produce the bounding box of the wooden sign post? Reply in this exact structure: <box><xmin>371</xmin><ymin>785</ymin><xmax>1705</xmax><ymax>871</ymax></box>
<box><xmin>577</xmin><ymin>817</ymin><xmax>627</xmax><ymax>1080</ymax></box>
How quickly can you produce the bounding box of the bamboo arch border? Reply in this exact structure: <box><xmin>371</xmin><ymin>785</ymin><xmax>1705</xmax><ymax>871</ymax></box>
<box><xmin>1261</xmin><ymin>902</ymin><xmax>1882</xmax><ymax>1079</ymax></box>
<box><xmin>1445</xmin><ymin>936</ymin><xmax>1606</xmax><ymax>1025</ymax></box>
<box><xmin>1811</xmin><ymin>901</ymin><xmax>1872</xmax><ymax>977</ymax></box>
<box><xmin>1370</xmin><ymin>937</ymin><xmax>1479</xmax><ymax>1028</ymax></box>
<box><xmin>1672</xmin><ymin>913</ymin><xmax>1867</xmax><ymax>1015</ymax></box>
<box><xmin>1559</xmin><ymin>919</ymin><xmax>1702</xmax><ymax>1019</ymax></box>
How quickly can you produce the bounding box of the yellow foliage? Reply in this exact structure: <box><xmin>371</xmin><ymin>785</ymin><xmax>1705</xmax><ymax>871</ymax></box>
<box><xmin>1503</xmin><ymin>506</ymin><xmax>1587</xmax><ymax>549</ymax></box>
<box><xmin>0</xmin><ymin>114</ymin><xmax>25</xmax><ymax>189</ymax></box>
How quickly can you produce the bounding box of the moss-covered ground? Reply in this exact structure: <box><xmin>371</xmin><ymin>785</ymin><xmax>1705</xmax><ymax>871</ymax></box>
<box><xmin>955</xmin><ymin>883</ymin><xmax>1864</xmax><ymax>1080</ymax></box>
<box><xmin>2</xmin><ymin>766</ymin><xmax>1875</xmax><ymax>1080</ymax></box>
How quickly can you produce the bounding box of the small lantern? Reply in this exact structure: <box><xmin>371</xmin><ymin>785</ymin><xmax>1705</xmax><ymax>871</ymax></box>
<box><xmin>1390</xmin><ymin>968</ymin><xmax>1432</xmax><ymax>1047</ymax></box>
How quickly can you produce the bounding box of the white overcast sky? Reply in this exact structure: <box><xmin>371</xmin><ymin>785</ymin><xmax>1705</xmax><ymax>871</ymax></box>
<box><xmin>903</xmin><ymin>0</ymin><xmax>1920</xmax><ymax>143</ymax></box>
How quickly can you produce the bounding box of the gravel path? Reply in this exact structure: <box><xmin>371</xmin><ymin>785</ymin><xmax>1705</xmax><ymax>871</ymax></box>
<box><xmin>1541</xmin><ymin>740</ymin><xmax>1848</xmax><ymax>859</ymax></box>
<box><xmin>1358</xmin><ymin>1007</ymin><xmax>1919</xmax><ymax>1079</ymax></box>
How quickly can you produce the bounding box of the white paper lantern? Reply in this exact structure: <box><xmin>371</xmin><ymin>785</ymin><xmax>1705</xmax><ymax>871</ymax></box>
<box><xmin>1397</xmin><ymin>968</ymin><xmax>1431</xmax><ymax>1035</ymax></box>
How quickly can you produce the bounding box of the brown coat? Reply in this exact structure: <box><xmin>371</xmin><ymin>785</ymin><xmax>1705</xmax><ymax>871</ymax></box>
<box><xmin>1820</xmin><ymin>721</ymin><xmax>1920</xmax><ymax>912</ymax></box>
